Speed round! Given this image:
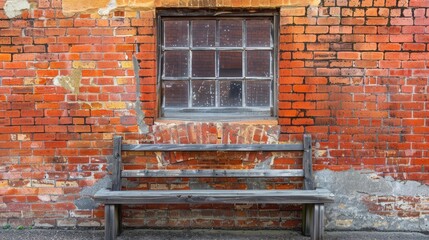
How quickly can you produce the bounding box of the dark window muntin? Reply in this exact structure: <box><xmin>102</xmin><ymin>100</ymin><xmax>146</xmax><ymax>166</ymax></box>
<box><xmin>157</xmin><ymin>10</ymin><xmax>279</xmax><ymax>120</ymax></box>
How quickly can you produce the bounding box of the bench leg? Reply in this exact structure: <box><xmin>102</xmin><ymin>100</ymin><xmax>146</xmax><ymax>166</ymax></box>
<box><xmin>105</xmin><ymin>204</ymin><xmax>120</xmax><ymax>240</ymax></box>
<box><xmin>302</xmin><ymin>204</ymin><xmax>313</xmax><ymax>236</ymax></box>
<box><xmin>310</xmin><ymin>204</ymin><xmax>325</xmax><ymax>240</ymax></box>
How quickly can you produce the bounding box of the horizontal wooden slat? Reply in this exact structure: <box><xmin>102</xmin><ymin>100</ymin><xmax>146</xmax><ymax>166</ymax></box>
<box><xmin>122</xmin><ymin>169</ymin><xmax>304</xmax><ymax>178</ymax></box>
<box><xmin>122</xmin><ymin>143</ymin><xmax>304</xmax><ymax>152</ymax></box>
<box><xmin>95</xmin><ymin>188</ymin><xmax>334</xmax><ymax>204</ymax></box>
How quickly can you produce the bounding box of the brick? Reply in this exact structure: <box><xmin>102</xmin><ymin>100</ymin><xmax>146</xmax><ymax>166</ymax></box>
<box><xmin>338</xmin><ymin>52</ymin><xmax>360</xmax><ymax>59</ymax></box>
<box><xmin>281</xmin><ymin>7</ymin><xmax>306</xmax><ymax>16</ymax></box>
<box><xmin>378</xmin><ymin>43</ymin><xmax>401</xmax><ymax>51</ymax></box>
<box><xmin>317</xmin><ymin>17</ymin><xmax>340</xmax><ymax>25</ymax></box>
<box><xmin>0</xmin><ymin>54</ymin><xmax>11</xmax><ymax>61</ymax></box>
<box><xmin>305</xmin><ymin>26</ymin><xmax>329</xmax><ymax>34</ymax></box>
<box><xmin>410</xmin><ymin>0</ymin><xmax>429</xmax><ymax>7</ymax></box>
<box><xmin>390</xmin><ymin>35</ymin><xmax>413</xmax><ymax>42</ymax></box>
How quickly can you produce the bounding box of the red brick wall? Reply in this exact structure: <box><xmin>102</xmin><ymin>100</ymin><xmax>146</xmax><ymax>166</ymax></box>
<box><xmin>0</xmin><ymin>0</ymin><xmax>428</xmax><ymax>229</ymax></box>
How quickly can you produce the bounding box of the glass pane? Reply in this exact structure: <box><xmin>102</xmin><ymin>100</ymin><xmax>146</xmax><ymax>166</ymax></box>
<box><xmin>220</xmin><ymin>20</ymin><xmax>243</xmax><ymax>47</ymax></box>
<box><xmin>219</xmin><ymin>51</ymin><xmax>242</xmax><ymax>77</ymax></box>
<box><xmin>192</xmin><ymin>20</ymin><xmax>216</xmax><ymax>47</ymax></box>
<box><xmin>246</xmin><ymin>81</ymin><xmax>270</xmax><ymax>107</ymax></box>
<box><xmin>164</xmin><ymin>51</ymin><xmax>188</xmax><ymax>77</ymax></box>
<box><xmin>164</xmin><ymin>81</ymin><xmax>188</xmax><ymax>107</ymax></box>
<box><xmin>192</xmin><ymin>51</ymin><xmax>215</xmax><ymax>77</ymax></box>
<box><xmin>246</xmin><ymin>51</ymin><xmax>271</xmax><ymax>77</ymax></box>
<box><xmin>164</xmin><ymin>21</ymin><xmax>189</xmax><ymax>47</ymax></box>
<box><xmin>220</xmin><ymin>81</ymin><xmax>242</xmax><ymax>107</ymax></box>
<box><xmin>192</xmin><ymin>80</ymin><xmax>216</xmax><ymax>107</ymax></box>
<box><xmin>246</xmin><ymin>20</ymin><xmax>271</xmax><ymax>47</ymax></box>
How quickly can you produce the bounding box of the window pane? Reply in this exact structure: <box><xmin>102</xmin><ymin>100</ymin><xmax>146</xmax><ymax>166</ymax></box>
<box><xmin>192</xmin><ymin>51</ymin><xmax>215</xmax><ymax>77</ymax></box>
<box><xmin>220</xmin><ymin>81</ymin><xmax>242</xmax><ymax>107</ymax></box>
<box><xmin>220</xmin><ymin>20</ymin><xmax>242</xmax><ymax>47</ymax></box>
<box><xmin>192</xmin><ymin>80</ymin><xmax>216</xmax><ymax>107</ymax></box>
<box><xmin>219</xmin><ymin>51</ymin><xmax>242</xmax><ymax>77</ymax></box>
<box><xmin>192</xmin><ymin>20</ymin><xmax>216</xmax><ymax>47</ymax></box>
<box><xmin>246</xmin><ymin>81</ymin><xmax>270</xmax><ymax>107</ymax></box>
<box><xmin>164</xmin><ymin>81</ymin><xmax>188</xmax><ymax>107</ymax></box>
<box><xmin>164</xmin><ymin>21</ymin><xmax>189</xmax><ymax>47</ymax></box>
<box><xmin>164</xmin><ymin>51</ymin><xmax>188</xmax><ymax>77</ymax></box>
<box><xmin>246</xmin><ymin>51</ymin><xmax>270</xmax><ymax>77</ymax></box>
<box><xmin>246</xmin><ymin>20</ymin><xmax>271</xmax><ymax>47</ymax></box>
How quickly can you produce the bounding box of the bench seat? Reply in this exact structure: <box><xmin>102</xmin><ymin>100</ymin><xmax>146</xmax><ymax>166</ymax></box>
<box><xmin>95</xmin><ymin>188</ymin><xmax>334</xmax><ymax>204</ymax></box>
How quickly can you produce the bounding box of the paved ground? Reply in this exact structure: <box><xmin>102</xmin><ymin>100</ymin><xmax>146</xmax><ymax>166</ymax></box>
<box><xmin>0</xmin><ymin>229</ymin><xmax>428</xmax><ymax>240</ymax></box>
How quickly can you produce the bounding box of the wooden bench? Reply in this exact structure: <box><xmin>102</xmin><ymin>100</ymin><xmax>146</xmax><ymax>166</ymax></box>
<box><xmin>95</xmin><ymin>135</ymin><xmax>334</xmax><ymax>240</ymax></box>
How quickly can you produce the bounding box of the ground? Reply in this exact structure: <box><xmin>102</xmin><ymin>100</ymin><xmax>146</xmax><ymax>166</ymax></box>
<box><xmin>0</xmin><ymin>229</ymin><xmax>428</xmax><ymax>240</ymax></box>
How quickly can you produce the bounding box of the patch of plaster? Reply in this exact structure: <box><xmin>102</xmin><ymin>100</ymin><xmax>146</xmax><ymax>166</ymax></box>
<box><xmin>254</xmin><ymin>156</ymin><xmax>274</xmax><ymax>169</ymax></box>
<box><xmin>246</xmin><ymin>178</ymin><xmax>267</xmax><ymax>190</ymax></box>
<box><xmin>62</xmin><ymin>0</ymin><xmax>320</xmax><ymax>16</ymax></box>
<box><xmin>75</xmin><ymin>176</ymin><xmax>111</xmax><ymax>209</ymax></box>
<box><xmin>132</xmin><ymin>51</ymin><xmax>149</xmax><ymax>134</ymax></box>
<box><xmin>53</xmin><ymin>68</ymin><xmax>82</xmax><ymax>94</ymax></box>
<box><xmin>75</xmin><ymin>196</ymin><xmax>96</xmax><ymax>210</ymax></box>
<box><xmin>155</xmin><ymin>152</ymin><xmax>167</xmax><ymax>168</ymax></box>
<box><xmin>81</xmin><ymin>176</ymin><xmax>111</xmax><ymax>195</ymax></box>
<box><xmin>4</xmin><ymin>0</ymin><xmax>30</xmax><ymax>18</ymax></box>
<box><xmin>189</xmin><ymin>179</ymin><xmax>213</xmax><ymax>190</ymax></box>
<box><xmin>266</xmin><ymin>126</ymin><xmax>280</xmax><ymax>144</ymax></box>
<box><xmin>62</xmin><ymin>0</ymin><xmax>154</xmax><ymax>16</ymax></box>
<box><xmin>315</xmin><ymin>170</ymin><xmax>429</xmax><ymax>231</ymax></box>
<box><xmin>98</xmin><ymin>0</ymin><xmax>117</xmax><ymax>16</ymax></box>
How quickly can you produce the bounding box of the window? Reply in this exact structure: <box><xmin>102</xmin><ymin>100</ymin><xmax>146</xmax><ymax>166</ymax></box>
<box><xmin>158</xmin><ymin>10</ymin><xmax>278</xmax><ymax>120</ymax></box>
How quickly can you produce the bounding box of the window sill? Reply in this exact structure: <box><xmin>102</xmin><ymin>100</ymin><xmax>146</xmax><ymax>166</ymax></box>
<box><xmin>155</xmin><ymin>118</ymin><xmax>278</xmax><ymax>125</ymax></box>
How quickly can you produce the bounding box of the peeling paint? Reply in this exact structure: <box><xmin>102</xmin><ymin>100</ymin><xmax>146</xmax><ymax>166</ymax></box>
<box><xmin>53</xmin><ymin>68</ymin><xmax>82</xmax><ymax>94</ymax></box>
<box><xmin>4</xmin><ymin>0</ymin><xmax>30</xmax><ymax>18</ymax></box>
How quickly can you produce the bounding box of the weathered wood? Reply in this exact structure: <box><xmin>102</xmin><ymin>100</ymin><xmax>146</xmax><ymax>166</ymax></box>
<box><xmin>122</xmin><ymin>143</ymin><xmax>304</xmax><ymax>152</ymax></box>
<box><xmin>303</xmin><ymin>134</ymin><xmax>315</xmax><ymax>190</ymax></box>
<box><xmin>105</xmin><ymin>205</ymin><xmax>117</xmax><ymax>240</ymax></box>
<box><xmin>302</xmin><ymin>204</ymin><xmax>313</xmax><ymax>237</ymax></box>
<box><xmin>311</xmin><ymin>204</ymin><xmax>325</xmax><ymax>240</ymax></box>
<box><xmin>111</xmin><ymin>137</ymin><xmax>122</xmax><ymax>239</ymax></box>
<box><xmin>95</xmin><ymin>188</ymin><xmax>334</xmax><ymax>205</ymax></box>
<box><xmin>98</xmin><ymin>134</ymin><xmax>333</xmax><ymax>240</ymax></box>
<box><xmin>112</xmin><ymin>136</ymin><xmax>122</xmax><ymax>191</ymax></box>
<box><xmin>117</xmin><ymin>205</ymin><xmax>122</xmax><ymax>235</ymax></box>
<box><xmin>122</xmin><ymin>169</ymin><xmax>304</xmax><ymax>178</ymax></box>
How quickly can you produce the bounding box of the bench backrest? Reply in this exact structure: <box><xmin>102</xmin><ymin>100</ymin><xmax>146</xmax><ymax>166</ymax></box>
<box><xmin>111</xmin><ymin>134</ymin><xmax>314</xmax><ymax>191</ymax></box>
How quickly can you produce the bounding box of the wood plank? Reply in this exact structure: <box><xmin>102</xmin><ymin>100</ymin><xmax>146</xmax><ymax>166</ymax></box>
<box><xmin>313</xmin><ymin>204</ymin><xmax>325</xmax><ymax>240</ymax></box>
<box><xmin>105</xmin><ymin>205</ymin><xmax>116</xmax><ymax>240</ymax></box>
<box><xmin>302</xmin><ymin>204</ymin><xmax>313</xmax><ymax>237</ymax></box>
<box><xmin>112</xmin><ymin>136</ymin><xmax>122</xmax><ymax>191</ymax></box>
<box><xmin>94</xmin><ymin>189</ymin><xmax>335</xmax><ymax>205</ymax></box>
<box><xmin>303</xmin><ymin>134</ymin><xmax>315</xmax><ymax>190</ymax></box>
<box><xmin>122</xmin><ymin>143</ymin><xmax>304</xmax><ymax>152</ymax></box>
<box><xmin>122</xmin><ymin>169</ymin><xmax>304</xmax><ymax>178</ymax></box>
